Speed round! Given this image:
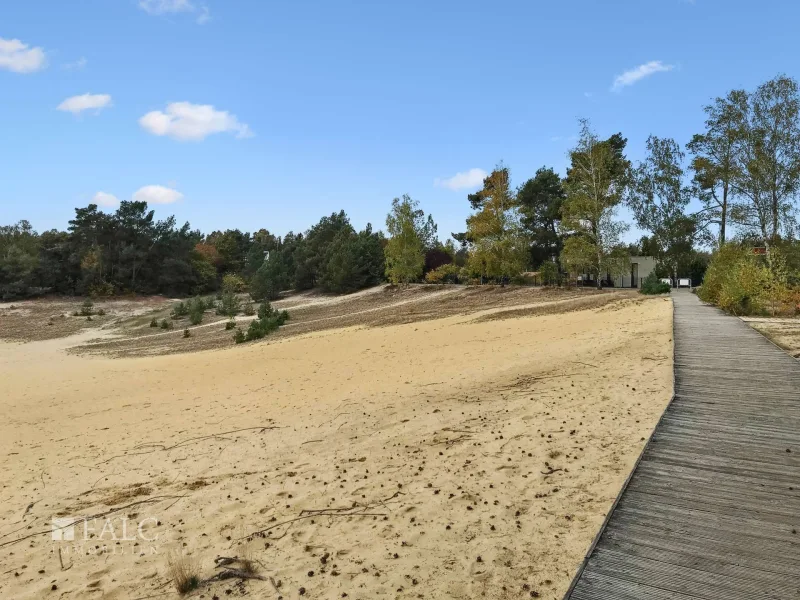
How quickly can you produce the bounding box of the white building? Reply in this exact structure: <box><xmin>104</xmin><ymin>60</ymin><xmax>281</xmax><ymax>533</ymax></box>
<box><xmin>578</xmin><ymin>256</ymin><xmax>657</xmax><ymax>288</ymax></box>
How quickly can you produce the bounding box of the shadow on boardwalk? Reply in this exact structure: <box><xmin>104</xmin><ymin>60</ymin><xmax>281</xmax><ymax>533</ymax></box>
<box><xmin>566</xmin><ymin>291</ymin><xmax>800</xmax><ymax>599</ymax></box>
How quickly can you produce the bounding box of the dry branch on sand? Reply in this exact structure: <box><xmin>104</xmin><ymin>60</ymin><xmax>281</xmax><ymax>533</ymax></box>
<box><xmin>238</xmin><ymin>491</ymin><xmax>405</xmax><ymax>542</ymax></box>
<box><xmin>97</xmin><ymin>426</ymin><xmax>281</xmax><ymax>466</ymax></box>
<box><xmin>168</xmin><ymin>554</ymin><xmax>267</xmax><ymax>595</ymax></box>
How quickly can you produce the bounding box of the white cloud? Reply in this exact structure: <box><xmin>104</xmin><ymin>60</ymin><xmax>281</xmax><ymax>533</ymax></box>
<box><xmin>93</xmin><ymin>191</ymin><xmax>120</xmax><ymax>207</ymax></box>
<box><xmin>0</xmin><ymin>37</ymin><xmax>46</xmax><ymax>73</ymax></box>
<box><xmin>612</xmin><ymin>61</ymin><xmax>674</xmax><ymax>91</ymax></box>
<box><xmin>138</xmin><ymin>0</ymin><xmax>194</xmax><ymax>14</ymax></box>
<box><xmin>63</xmin><ymin>57</ymin><xmax>87</xmax><ymax>71</ymax></box>
<box><xmin>57</xmin><ymin>93</ymin><xmax>112</xmax><ymax>115</ymax></box>
<box><xmin>133</xmin><ymin>185</ymin><xmax>184</xmax><ymax>204</ymax></box>
<box><xmin>138</xmin><ymin>0</ymin><xmax>210</xmax><ymax>22</ymax></box>
<box><xmin>196</xmin><ymin>5</ymin><xmax>211</xmax><ymax>24</ymax></box>
<box><xmin>139</xmin><ymin>101</ymin><xmax>253</xmax><ymax>141</ymax></box>
<box><xmin>434</xmin><ymin>168</ymin><xmax>488</xmax><ymax>191</ymax></box>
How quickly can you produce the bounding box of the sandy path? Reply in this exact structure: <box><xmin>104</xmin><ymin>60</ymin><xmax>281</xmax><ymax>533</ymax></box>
<box><xmin>0</xmin><ymin>297</ymin><xmax>673</xmax><ymax>599</ymax></box>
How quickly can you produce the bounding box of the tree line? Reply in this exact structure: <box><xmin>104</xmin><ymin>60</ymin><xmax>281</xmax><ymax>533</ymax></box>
<box><xmin>2</xmin><ymin>74</ymin><xmax>800</xmax><ymax>301</ymax></box>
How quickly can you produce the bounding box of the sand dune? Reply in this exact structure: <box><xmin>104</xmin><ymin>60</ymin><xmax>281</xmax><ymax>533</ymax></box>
<box><xmin>0</xmin><ymin>294</ymin><xmax>672</xmax><ymax>599</ymax></box>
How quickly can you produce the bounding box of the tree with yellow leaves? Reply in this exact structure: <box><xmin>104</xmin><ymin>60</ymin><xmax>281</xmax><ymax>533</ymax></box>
<box><xmin>464</xmin><ymin>165</ymin><xmax>528</xmax><ymax>283</ymax></box>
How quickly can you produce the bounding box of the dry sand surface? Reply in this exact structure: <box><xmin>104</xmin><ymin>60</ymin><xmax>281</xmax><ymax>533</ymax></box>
<box><xmin>742</xmin><ymin>316</ymin><xmax>800</xmax><ymax>359</ymax></box>
<box><xmin>0</xmin><ymin>288</ymin><xmax>673</xmax><ymax>600</ymax></box>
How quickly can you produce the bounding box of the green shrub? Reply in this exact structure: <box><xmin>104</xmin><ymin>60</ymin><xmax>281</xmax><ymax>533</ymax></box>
<box><xmin>79</xmin><ymin>299</ymin><xmax>94</xmax><ymax>316</ymax></box>
<box><xmin>150</xmin><ymin>318</ymin><xmax>158</xmax><ymax>328</ymax></box>
<box><xmin>250</xmin><ymin>258</ymin><xmax>289</xmax><ymax>301</ymax></box>
<box><xmin>425</xmin><ymin>263</ymin><xmax>460</xmax><ymax>284</ymax></box>
<box><xmin>217</xmin><ymin>291</ymin><xmax>241</xmax><ymax>317</ymax></box>
<box><xmin>257</xmin><ymin>301</ymin><xmax>274</xmax><ymax>320</ymax></box>
<box><xmin>697</xmin><ymin>244</ymin><xmax>795</xmax><ymax>315</ymax></box>
<box><xmin>233</xmin><ymin>328</ymin><xmax>245</xmax><ymax>344</ymax></box>
<box><xmin>160</xmin><ymin>318</ymin><xmax>173</xmax><ymax>330</ymax></box>
<box><xmin>640</xmin><ymin>273</ymin><xmax>671</xmax><ymax>295</ymax></box>
<box><xmin>187</xmin><ymin>296</ymin><xmax>205</xmax><ymax>325</ymax></box>
<box><xmin>243</xmin><ymin>303</ymin><xmax>255</xmax><ymax>316</ymax></box>
<box><xmin>96</xmin><ymin>308</ymin><xmax>106</xmax><ymax>316</ymax></box>
<box><xmin>245</xmin><ymin>319</ymin><xmax>266</xmax><ymax>341</ymax></box>
<box><xmin>88</xmin><ymin>281</ymin><xmax>115</xmax><ymax>298</ymax></box>
<box><xmin>539</xmin><ymin>261</ymin><xmax>561</xmax><ymax>286</ymax></box>
<box><xmin>183</xmin><ymin>328</ymin><xmax>191</xmax><ymax>338</ymax></box>
<box><xmin>717</xmin><ymin>257</ymin><xmax>766</xmax><ymax>315</ymax></box>
<box><xmin>171</xmin><ymin>301</ymin><xmax>188</xmax><ymax>318</ymax></box>
<box><xmin>225</xmin><ymin>319</ymin><xmax>236</xmax><ymax>330</ymax></box>
<box><xmin>222</xmin><ymin>273</ymin><xmax>247</xmax><ymax>294</ymax></box>
<box><xmin>697</xmin><ymin>244</ymin><xmax>749</xmax><ymax>306</ymax></box>
<box><xmin>238</xmin><ymin>305</ymin><xmax>290</xmax><ymax>343</ymax></box>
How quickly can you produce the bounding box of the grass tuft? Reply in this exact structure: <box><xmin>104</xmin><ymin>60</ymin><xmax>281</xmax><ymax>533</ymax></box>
<box><xmin>168</xmin><ymin>552</ymin><xmax>200</xmax><ymax>595</ymax></box>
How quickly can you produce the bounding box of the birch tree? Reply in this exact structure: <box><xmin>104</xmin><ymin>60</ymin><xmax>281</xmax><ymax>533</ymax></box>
<box><xmin>729</xmin><ymin>75</ymin><xmax>800</xmax><ymax>266</ymax></box>
<box><xmin>384</xmin><ymin>195</ymin><xmax>431</xmax><ymax>284</ymax></box>
<box><xmin>687</xmin><ymin>93</ymin><xmax>740</xmax><ymax>247</ymax></box>
<box><xmin>628</xmin><ymin>136</ymin><xmax>695</xmax><ymax>282</ymax></box>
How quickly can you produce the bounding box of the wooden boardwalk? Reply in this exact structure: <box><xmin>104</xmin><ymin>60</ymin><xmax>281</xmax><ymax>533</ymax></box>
<box><xmin>565</xmin><ymin>291</ymin><xmax>800</xmax><ymax>599</ymax></box>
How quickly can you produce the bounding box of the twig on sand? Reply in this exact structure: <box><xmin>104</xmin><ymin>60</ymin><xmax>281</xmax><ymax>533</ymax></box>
<box><xmin>499</xmin><ymin>372</ymin><xmax>579</xmax><ymax>391</ymax></box>
<box><xmin>301</xmin><ymin>491</ymin><xmax>404</xmax><ymax>516</ymax></box>
<box><xmin>239</xmin><ymin>491</ymin><xmax>404</xmax><ymax>541</ymax></box>
<box><xmin>319</xmin><ymin>413</ymin><xmax>350</xmax><ymax>428</ymax></box>
<box><xmin>499</xmin><ymin>433</ymin><xmax>531</xmax><ymax>451</ymax></box>
<box><xmin>432</xmin><ymin>435</ymin><xmax>471</xmax><ymax>446</ymax></box>
<box><xmin>205</xmin><ymin>568</ymin><xmax>266</xmax><ymax>582</ymax></box>
<box><xmin>541</xmin><ymin>467</ymin><xmax>563</xmax><ymax>475</ymax></box>
<box><xmin>97</xmin><ymin>426</ymin><xmax>281</xmax><ymax>465</ymax></box>
<box><xmin>240</xmin><ymin>512</ymin><xmax>387</xmax><ymax>541</ymax></box>
<box><xmin>21</xmin><ymin>501</ymin><xmax>37</xmax><ymax>520</ymax></box>
<box><xmin>570</xmin><ymin>360</ymin><xmax>598</xmax><ymax>369</ymax></box>
<box><xmin>202</xmin><ymin>556</ymin><xmax>268</xmax><ymax>582</ymax></box>
<box><xmin>142</xmin><ymin>426</ymin><xmax>281</xmax><ymax>451</ymax></box>
<box><xmin>58</xmin><ymin>547</ymin><xmax>72</xmax><ymax>571</ymax></box>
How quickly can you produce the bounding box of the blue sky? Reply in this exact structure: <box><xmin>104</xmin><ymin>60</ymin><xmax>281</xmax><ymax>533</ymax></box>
<box><xmin>1</xmin><ymin>0</ymin><xmax>797</xmax><ymax>243</ymax></box>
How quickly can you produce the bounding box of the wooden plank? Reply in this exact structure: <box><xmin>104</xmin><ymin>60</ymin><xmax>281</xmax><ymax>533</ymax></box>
<box><xmin>585</xmin><ymin>547</ymin><xmax>794</xmax><ymax>599</ymax></box>
<box><xmin>564</xmin><ymin>291</ymin><xmax>800</xmax><ymax>599</ymax></box>
<box><xmin>601</xmin><ymin>522</ymin><xmax>800</xmax><ymax>576</ymax></box>
<box><xmin>570</xmin><ymin>571</ymin><xmax>704</xmax><ymax>600</ymax></box>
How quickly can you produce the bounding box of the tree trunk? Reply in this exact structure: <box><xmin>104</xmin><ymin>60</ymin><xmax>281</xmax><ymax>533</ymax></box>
<box><xmin>764</xmin><ymin>237</ymin><xmax>773</xmax><ymax>271</ymax></box>
<box><xmin>771</xmin><ymin>189</ymin><xmax>779</xmax><ymax>242</ymax></box>
<box><xmin>719</xmin><ymin>184</ymin><xmax>728</xmax><ymax>246</ymax></box>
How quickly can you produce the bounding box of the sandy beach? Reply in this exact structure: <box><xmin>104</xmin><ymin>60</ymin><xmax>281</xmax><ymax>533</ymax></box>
<box><xmin>0</xmin><ymin>291</ymin><xmax>673</xmax><ymax>599</ymax></box>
